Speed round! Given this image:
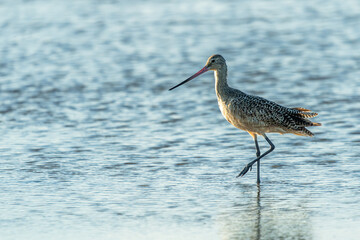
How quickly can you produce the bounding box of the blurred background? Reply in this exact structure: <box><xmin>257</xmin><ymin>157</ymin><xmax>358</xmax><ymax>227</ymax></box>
<box><xmin>0</xmin><ymin>0</ymin><xmax>360</xmax><ymax>239</ymax></box>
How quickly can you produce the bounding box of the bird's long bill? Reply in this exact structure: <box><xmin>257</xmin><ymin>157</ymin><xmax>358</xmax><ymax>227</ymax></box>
<box><xmin>169</xmin><ymin>66</ymin><xmax>208</xmax><ymax>91</ymax></box>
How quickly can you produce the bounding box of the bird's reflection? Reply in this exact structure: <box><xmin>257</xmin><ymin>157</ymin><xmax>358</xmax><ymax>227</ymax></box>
<box><xmin>217</xmin><ymin>184</ymin><xmax>312</xmax><ymax>240</ymax></box>
<box><xmin>256</xmin><ymin>185</ymin><xmax>261</xmax><ymax>240</ymax></box>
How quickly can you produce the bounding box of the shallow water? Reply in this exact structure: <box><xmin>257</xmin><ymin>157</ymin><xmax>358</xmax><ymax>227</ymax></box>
<box><xmin>1</xmin><ymin>0</ymin><xmax>360</xmax><ymax>239</ymax></box>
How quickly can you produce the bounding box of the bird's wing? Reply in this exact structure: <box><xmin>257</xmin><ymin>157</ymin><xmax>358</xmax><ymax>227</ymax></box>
<box><xmin>228</xmin><ymin>95</ymin><xmax>315</xmax><ymax>129</ymax></box>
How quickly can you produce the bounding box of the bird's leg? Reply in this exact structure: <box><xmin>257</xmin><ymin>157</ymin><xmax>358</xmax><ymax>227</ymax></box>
<box><xmin>254</xmin><ymin>135</ymin><xmax>261</xmax><ymax>184</ymax></box>
<box><xmin>237</xmin><ymin>134</ymin><xmax>275</xmax><ymax>180</ymax></box>
<box><xmin>248</xmin><ymin>135</ymin><xmax>261</xmax><ymax>172</ymax></box>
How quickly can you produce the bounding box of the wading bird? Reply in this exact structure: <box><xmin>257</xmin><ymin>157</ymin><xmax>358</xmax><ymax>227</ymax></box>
<box><xmin>169</xmin><ymin>54</ymin><xmax>321</xmax><ymax>184</ymax></box>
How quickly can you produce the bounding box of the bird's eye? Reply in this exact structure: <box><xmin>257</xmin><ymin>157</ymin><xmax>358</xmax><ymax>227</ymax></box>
<box><xmin>211</xmin><ymin>59</ymin><xmax>215</xmax><ymax>63</ymax></box>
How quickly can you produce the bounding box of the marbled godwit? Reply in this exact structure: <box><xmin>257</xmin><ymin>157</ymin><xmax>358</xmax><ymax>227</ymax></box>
<box><xmin>169</xmin><ymin>54</ymin><xmax>321</xmax><ymax>184</ymax></box>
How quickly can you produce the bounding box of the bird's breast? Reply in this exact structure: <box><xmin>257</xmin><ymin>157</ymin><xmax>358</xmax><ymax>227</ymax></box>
<box><xmin>217</xmin><ymin>97</ymin><xmax>239</xmax><ymax>126</ymax></box>
<box><xmin>217</xmin><ymin>96</ymin><xmax>263</xmax><ymax>133</ymax></box>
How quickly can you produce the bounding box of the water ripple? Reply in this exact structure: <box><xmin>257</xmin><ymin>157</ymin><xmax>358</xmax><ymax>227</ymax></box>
<box><xmin>1</xmin><ymin>0</ymin><xmax>360</xmax><ymax>239</ymax></box>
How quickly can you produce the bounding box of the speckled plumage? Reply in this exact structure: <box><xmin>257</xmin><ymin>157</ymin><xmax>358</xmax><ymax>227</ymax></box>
<box><xmin>217</xmin><ymin>88</ymin><xmax>320</xmax><ymax>137</ymax></box>
<box><xmin>169</xmin><ymin>54</ymin><xmax>321</xmax><ymax>184</ymax></box>
<box><xmin>211</xmin><ymin>54</ymin><xmax>321</xmax><ymax>137</ymax></box>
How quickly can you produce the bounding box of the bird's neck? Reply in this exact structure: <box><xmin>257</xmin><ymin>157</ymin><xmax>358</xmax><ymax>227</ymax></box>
<box><xmin>214</xmin><ymin>67</ymin><xmax>229</xmax><ymax>97</ymax></box>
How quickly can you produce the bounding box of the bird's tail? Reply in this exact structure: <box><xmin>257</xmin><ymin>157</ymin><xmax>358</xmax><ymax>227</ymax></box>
<box><xmin>292</xmin><ymin>107</ymin><xmax>319</xmax><ymax>118</ymax></box>
<box><xmin>290</xmin><ymin>107</ymin><xmax>321</xmax><ymax>136</ymax></box>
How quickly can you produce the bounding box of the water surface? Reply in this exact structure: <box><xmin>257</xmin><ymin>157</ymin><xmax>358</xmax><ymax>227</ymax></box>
<box><xmin>1</xmin><ymin>0</ymin><xmax>360</xmax><ymax>239</ymax></box>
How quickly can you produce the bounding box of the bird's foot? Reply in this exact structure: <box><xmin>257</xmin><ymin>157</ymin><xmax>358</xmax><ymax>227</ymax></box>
<box><xmin>236</xmin><ymin>163</ymin><xmax>254</xmax><ymax>178</ymax></box>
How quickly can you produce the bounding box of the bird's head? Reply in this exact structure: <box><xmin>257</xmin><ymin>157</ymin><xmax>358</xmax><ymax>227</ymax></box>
<box><xmin>205</xmin><ymin>54</ymin><xmax>226</xmax><ymax>71</ymax></box>
<box><xmin>169</xmin><ymin>54</ymin><xmax>226</xmax><ymax>91</ymax></box>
